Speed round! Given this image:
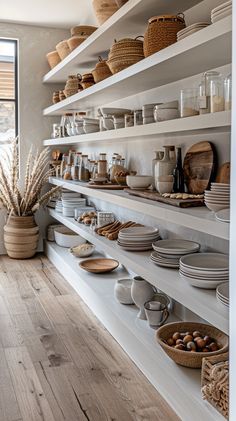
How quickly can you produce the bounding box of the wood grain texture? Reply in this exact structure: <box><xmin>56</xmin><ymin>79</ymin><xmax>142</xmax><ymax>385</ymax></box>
<box><xmin>216</xmin><ymin>162</ymin><xmax>230</xmax><ymax>184</ymax></box>
<box><xmin>0</xmin><ymin>254</ymin><xmax>179</xmax><ymax>421</ymax></box>
<box><xmin>125</xmin><ymin>189</ymin><xmax>204</xmax><ymax>208</ymax></box>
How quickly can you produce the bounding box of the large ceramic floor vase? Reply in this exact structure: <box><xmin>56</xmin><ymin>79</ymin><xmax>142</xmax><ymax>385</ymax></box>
<box><xmin>4</xmin><ymin>215</ymin><xmax>39</xmax><ymax>259</ymax></box>
<box><xmin>131</xmin><ymin>276</ymin><xmax>155</xmax><ymax>320</ymax></box>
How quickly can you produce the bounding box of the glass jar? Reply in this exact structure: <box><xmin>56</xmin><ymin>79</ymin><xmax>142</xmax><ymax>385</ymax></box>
<box><xmin>198</xmin><ymin>71</ymin><xmax>221</xmax><ymax>114</ymax></box>
<box><xmin>125</xmin><ymin>113</ymin><xmax>134</xmax><ymax>128</ymax></box>
<box><xmin>71</xmin><ymin>165</ymin><xmax>78</xmax><ymax>180</ymax></box>
<box><xmin>224</xmin><ymin>74</ymin><xmax>232</xmax><ymax>111</ymax></box>
<box><xmin>79</xmin><ymin>155</ymin><xmax>90</xmax><ymax>182</ymax></box>
<box><xmin>98</xmin><ymin>160</ymin><xmax>107</xmax><ymax>177</ymax></box>
<box><xmin>210</xmin><ymin>73</ymin><xmax>224</xmax><ymax>113</ymax></box>
<box><xmin>180</xmin><ymin>88</ymin><xmax>199</xmax><ymax>117</ymax></box>
<box><xmin>100</xmin><ymin>153</ymin><xmax>107</xmax><ymax>161</ymax></box>
<box><xmin>134</xmin><ymin>110</ymin><xmax>143</xmax><ymax>126</ymax></box>
<box><xmin>92</xmin><ymin>162</ymin><xmax>98</xmax><ymax>179</ymax></box>
<box><xmin>64</xmin><ymin>165</ymin><xmax>72</xmax><ymax>180</ymax></box>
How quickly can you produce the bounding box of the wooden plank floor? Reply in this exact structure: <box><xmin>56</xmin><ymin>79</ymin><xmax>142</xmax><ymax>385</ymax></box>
<box><xmin>0</xmin><ymin>254</ymin><xmax>179</xmax><ymax>421</ymax></box>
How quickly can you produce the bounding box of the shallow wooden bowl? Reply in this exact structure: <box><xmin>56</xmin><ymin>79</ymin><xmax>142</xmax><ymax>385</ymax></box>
<box><xmin>156</xmin><ymin>321</ymin><xmax>229</xmax><ymax>368</ymax></box>
<box><xmin>79</xmin><ymin>258</ymin><xmax>119</xmax><ymax>273</ymax></box>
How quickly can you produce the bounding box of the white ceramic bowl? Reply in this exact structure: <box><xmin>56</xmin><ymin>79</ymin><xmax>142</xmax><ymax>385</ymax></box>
<box><xmin>205</xmin><ymin>202</ymin><xmax>229</xmax><ymax>212</ymax></box>
<box><xmin>126</xmin><ymin>175</ymin><xmax>153</xmax><ymax>189</ymax></box>
<box><xmin>156</xmin><ymin>180</ymin><xmax>173</xmax><ymax>194</ymax></box>
<box><xmin>70</xmin><ymin>244</ymin><xmax>95</xmax><ymax>258</ymax></box>
<box><xmin>54</xmin><ymin>226</ymin><xmax>87</xmax><ymax>248</ymax></box>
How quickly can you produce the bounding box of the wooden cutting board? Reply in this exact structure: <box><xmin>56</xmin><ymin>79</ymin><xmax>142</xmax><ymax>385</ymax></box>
<box><xmin>183</xmin><ymin>141</ymin><xmax>217</xmax><ymax>194</ymax></box>
<box><xmin>124</xmin><ymin>189</ymin><xmax>204</xmax><ymax>208</ymax></box>
<box><xmin>216</xmin><ymin>162</ymin><xmax>230</xmax><ymax>184</ymax></box>
<box><xmin>88</xmin><ymin>184</ymin><xmax>126</xmax><ymax>190</ymax></box>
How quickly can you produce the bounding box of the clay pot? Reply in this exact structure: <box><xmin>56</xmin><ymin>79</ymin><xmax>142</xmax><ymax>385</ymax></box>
<box><xmin>4</xmin><ymin>215</ymin><xmax>39</xmax><ymax>259</ymax></box>
<box><xmin>131</xmin><ymin>276</ymin><xmax>155</xmax><ymax>319</ymax></box>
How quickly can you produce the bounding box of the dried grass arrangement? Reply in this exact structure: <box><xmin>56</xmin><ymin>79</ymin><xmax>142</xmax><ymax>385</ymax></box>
<box><xmin>0</xmin><ymin>139</ymin><xmax>60</xmax><ymax>217</ymax></box>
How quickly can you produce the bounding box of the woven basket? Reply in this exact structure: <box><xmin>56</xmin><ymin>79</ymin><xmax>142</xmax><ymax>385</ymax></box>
<box><xmin>46</xmin><ymin>51</ymin><xmax>61</xmax><ymax>69</ymax></box>
<box><xmin>92</xmin><ymin>56</ymin><xmax>112</xmax><ymax>82</ymax></box>
<box><xmin>92</xmin><ymin>0</ymin><xmax>119</xmax><ymax>25</ymax></box>
<box><xmin>59</xmin><ymin>91</ymin><xmax>66</xmax><ymax>101</ymax></box>
<box><xmin>144</xmin><ymin>14</ymin><xmax>186</xmax><ymax>57</ymax></box>
<box><xmin>56</xmin><ymin>40</ymin><xmax>71</xmax><ymax>60</ymax></box>
<box><xmin>107</xmin><ymin>56</ymin><xmax>143</xmax><ymax>74</ymax></box>
<box><xmin>70</xmin><ymin>25</ymin><xmax>97</xmax><ymax>37</ymax></box>
<box><xmin>53</xmin><ymin>91</ymin><xmax>60</xmax><ymax>104</ymax></box>
<box><xmin>115</xmin><ymin>0</ymin><xmax>128</xmax><ymax>7</ymax></box>
<box><xmin>201</xmin><ymin>352</ymin><xmax>229</xmax><ymax>419</ymax></box>
<box><xmin>64</xmin><ymin>75</ymin><xmax>81</xmax><ymax>97</ymax></box>
<box><xmin>156</xmin><ymin>322</ymin><xmax>229</xmax><ymax>369</ymax></box>
<box><xmin>110</xmin><ymin>37</ymin><xmax>144</xmax><ymax>52</ymax></box>
<box><xmin>67</xmin><ymin>36</ymin><xmax>87</xmax><ymax>51</ymax></box>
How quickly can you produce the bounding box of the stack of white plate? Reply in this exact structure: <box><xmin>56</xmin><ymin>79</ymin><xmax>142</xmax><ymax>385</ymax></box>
<box><xmin>61</xmin><ymin>190</ymin><xmax>81</xmax><ymax>199</ymax></box>
<box><xmin>151</xmin><ymin>239</ymin><xmax>200</xmax><ymax>268</ymax></box>
<box><xmin>62</xmin><ymin>198</ymin><xmax>87</xmax><ymax>217</ymax></box>
<box><xmin>179</xmin><ymin>253</ymin><xmax>229</xmax><ymax>289</ymax></box>
<box><xmin>204</xmin><ymin>183</ymin><xmax>230</xmax><ymax>213</ymax></box>
<box><xmin>118</xmin><ymin>226</ymin><xmax>160</xmax><ymax>251</ymax></box>
<box><xmin>177</xmin><ymin>22</ymin><xmax>210</xmax><ymax>41</ymax></box>
<box><xmin>55</xmin><ymin>200</ymin><xmax>63</xmax><ymax>213</ymax></box>
<box><xmin>211</xmin><ymin>0</ymin><xmax>232</xmax><ymax>23</ymax></box>
<box><xmin>216</xmin><ymin>282</ymin><xmax>229</xmax><ymax>307</ymax></box>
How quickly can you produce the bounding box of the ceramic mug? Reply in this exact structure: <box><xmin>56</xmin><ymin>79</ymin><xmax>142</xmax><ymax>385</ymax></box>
<box><xmin>144</xmin><ymin>301</ymin><xmax>169</xmax><ymax>329</ymax></box>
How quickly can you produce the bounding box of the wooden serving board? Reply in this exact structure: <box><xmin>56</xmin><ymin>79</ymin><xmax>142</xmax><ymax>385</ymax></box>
<box><xmin>183</xmin><ymin>141</ymin><xmax>217</xmax><ymax>194</ymax></box>
<box><xmin>216</xmin><ymin>162</ymin><xmax>230</xmax><ymax>184</ymax></box>
<box><xmin>88</xmin><ymin>184</ymin><xmax>126</xmax><ymax>190</ymax></box>
<box><xmin>124</xmin><ymin>189</ymin><xmax>205</xmax><ymax>208</ymax></box>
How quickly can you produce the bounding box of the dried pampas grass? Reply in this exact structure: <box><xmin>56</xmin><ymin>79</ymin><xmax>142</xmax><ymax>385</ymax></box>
<box><xmin>0</xmin><ymin>139</ymin><xmax>60</xmax><ymax>216</ymax></box>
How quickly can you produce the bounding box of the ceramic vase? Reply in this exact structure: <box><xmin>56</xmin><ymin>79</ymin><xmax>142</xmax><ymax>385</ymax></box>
<box><xmin>114</xmin><ymin>279</ymin><xmax>134</xmax><ymax>305</ymax></box>
<box><xmin>152</xmin><ymin>151</ymin><xmax>164</xmax><ymax>188</ymax></box>
<box><xmin>4</xmin><ymin>215</ymin><xmax>39</xmax><ymax>259</ymax></box>
<box><xmin>155</xmin><ymin>146</ymin><xmax>176</xmax><ymax>192</ymax></box>
<box><xmin>131</xmin><ymin>276</ymin><xmax>155</xmax><ymax>320</ymax></box>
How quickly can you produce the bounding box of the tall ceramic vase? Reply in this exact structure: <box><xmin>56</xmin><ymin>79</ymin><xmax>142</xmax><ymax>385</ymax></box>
<box><xmin>155</xmin><ymin>146</ymin><xmax>176</xmax><ymax>192</ymax></box>
<box><xmin>131</xmin><ymin>276</ymin><xmax>155</xmax><ymax>320</ymax></box>
<box><xmin>4</xmin><ymin>215</ymin><xmax>39</xmax><ymax>259</ymax></box>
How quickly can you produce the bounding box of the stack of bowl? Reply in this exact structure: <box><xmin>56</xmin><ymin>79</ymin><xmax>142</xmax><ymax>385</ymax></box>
<box><xmin>142</xmin><ymin>103</ymin><xmax>157</xmax><ymax>124</ymax></box>
<box><xmin>107</xmin><ymin>37</ymin><xmax>144</xmax><ymax>74</ymax></box>
<box><xmin>204</xmin><ymin>183</ymin><xmax>230</xmax><ymax>213</ymax></box>
<box><xmin>83</xmin><ymin>118</ymin><xmax>100</xmax><ymax>134</ymax></box>
<box><xmin>154</xmin><ymin>101</ymin><xmax>179</xmax><ymax>122</ymax></box>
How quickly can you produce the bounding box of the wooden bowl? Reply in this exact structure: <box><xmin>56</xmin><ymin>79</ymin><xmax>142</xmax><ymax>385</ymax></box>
<box><xmin>79</xmin><ymin>258</ymin><xmax>119</xmax><ymax>273</ymax></box>
<box><xmin>156</xmin><ymin>321</ymin><xmax>229</xmax><ymax>368</ymax></box>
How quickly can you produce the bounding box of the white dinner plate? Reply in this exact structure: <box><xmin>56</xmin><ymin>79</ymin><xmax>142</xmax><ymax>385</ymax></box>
<box><xmin>152</xmin><ymin>239</ymin><xmax>200</xmax><ymax>254</ymax></box>
<box><xmin>180</xmin><ymin>253</ymin><xmax>229</xmax><ymax>271</ymax></box>
<box><xmin>119</xmin><ymin>226</ymin><xmax>159</xmax><ymax>236</ymax></box>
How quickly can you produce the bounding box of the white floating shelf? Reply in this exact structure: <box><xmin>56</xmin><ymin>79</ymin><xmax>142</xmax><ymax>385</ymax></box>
<box><xmin>49</xmin><ymin>177</ymin><xmax>229</xmax><ymax>241</ymax></box>
<box><xmin>46</xmin><ymin>241</ymin><xmax>224</xmax><ymax>421</ymax></box>
<box><xmin>44</xmin><ymin>111</ymin><xmax>231</xmax><ymax>146</ymax></box>
<box><xmin>47</xmin><ymin>209</ymin><xmax>229</xmax><ymax>334</ymax></box>
<box><xmin>43</xmin><ymin>17</ymin><xmax>232</xmax><ymax>115</ymax></box>
<box><xmin>43</xmin><ymin>0</ymin><xmax>203</xmax><ymax>84</ymax></box>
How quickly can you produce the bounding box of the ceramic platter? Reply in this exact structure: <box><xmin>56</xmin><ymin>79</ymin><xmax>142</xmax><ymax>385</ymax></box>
<box><xmin>215</xmin><ymin>208</ymin><xmax>230</xmax><ymax>223</ymax></box>
<box><xmin>79</xmin><ymin>258</ymin><xmax>119</xmax><ymax>274</ymax></box>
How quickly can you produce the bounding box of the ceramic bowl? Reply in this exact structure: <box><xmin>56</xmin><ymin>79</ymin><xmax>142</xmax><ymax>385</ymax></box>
<box><xmin>54</xmin><ymin>226</ymin><xmax>87</xmax><ymax>248</ymax></box>
<box><xmin>126</xmin><ymin>175</ymin><xmax>153</xmax><ymax>190</ymax></box>
<box><xmin>155</xmin><ymin>181</ymin><xmax>173</xmax><ymax>194</ymax></box>
<box><xmin>114</xmin><ymin>279</ymin><xmax>134</xmax><ymax>305</ymax></box>
<box><xmin>154</xmin><ymin>108</ymin><xmax>180</xmax><ymax>122</ymax></box>
<box><xmin>205</xmin><ymin>201</ymin><xmax>229</xmax><ymax>212</ymax></box>
<box><xmin>83</xmin><ymin>124</ymin><xmax>100</xmax><ymax>134</ymax></box>
<box><xmin>70</xmin><ymin>244</ymin><xmax>95</xmax><ymax>258</ymax></box>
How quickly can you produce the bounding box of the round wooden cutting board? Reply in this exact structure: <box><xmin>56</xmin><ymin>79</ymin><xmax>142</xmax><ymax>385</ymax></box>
<box><xmin>183</xmin><ymin>141</ymin><xmax>217</xmax><ymax>194</ymax></box>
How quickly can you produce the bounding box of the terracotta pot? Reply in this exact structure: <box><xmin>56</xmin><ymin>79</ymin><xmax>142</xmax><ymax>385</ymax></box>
<box><xmin>4</xmin><ymin>215</ymin><xmax>39</xmax><ymax>259</ymax></box>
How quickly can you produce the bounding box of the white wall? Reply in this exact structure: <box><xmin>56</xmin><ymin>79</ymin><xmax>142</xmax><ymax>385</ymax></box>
<box><xmin>0</xmin><ymin>22</ymin><xmax>68</xmax><ymax>253</ymax></box>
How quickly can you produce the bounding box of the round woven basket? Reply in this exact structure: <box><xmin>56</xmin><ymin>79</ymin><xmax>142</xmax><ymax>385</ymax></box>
<box><xmin>46</xmin><ymin>51</ymin><xmax>61</xmax><ymax>69</ymax></box>
<box><xmin>144</xmin><ymin>14</ymin><xmax>186</xmax><ymax>57</ymax></box>
<box><xmin>110</xmin><ymin>37</ymin><xmax>144</xmax><ymax>52</ymax></box>
<box><xmin>56</xmin><ymin>40</ymin><xmax>71</xmax><ymax>60</ymax></box>
<box><xmin>67</xmin><ymin>36</ymin><xmax>87</xmax><ymax>51</ymax></box>
<box><xmin>4</xmin><ymin>216</ymin><xmax>39</xmax><ymax>259</ymax></box>
<box><xmin>70</xmin><ymin>25</ymin><xmax>97</xmax><ymax>37</ymax></box>
<box><xmin>92</xmin><ymin>56</ymin><xmax>112</xmax><ymax>83</ymax></box>
<box><xmin>156</xmin><ymin>321</ymin><xmax>229</xmax><ymax>369</ymax></box>
<box><xmin>107</xmin><ymin>56</ymin><xmax>143</xmax><ymax>74</ymax></box>
<box><xmin>92</xmin><ymin>0</ymin><xmax>119</xmax><ymax>25</ymax></box>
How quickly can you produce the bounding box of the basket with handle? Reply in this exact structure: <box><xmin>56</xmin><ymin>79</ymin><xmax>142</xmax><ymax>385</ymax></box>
<box><xmin>144</xmin><ymin>14</ymin><xmax>186</xmax><ymax>57</ymax></box>
<box><xmin>92</xmin><ymin>56</ymin><xmax>112</xmax><ymax>83</ymax></box>
<box><xmin>92</xmin><ymin>0</ymin><xmax>119</xmax><ymax>26</ymax></box>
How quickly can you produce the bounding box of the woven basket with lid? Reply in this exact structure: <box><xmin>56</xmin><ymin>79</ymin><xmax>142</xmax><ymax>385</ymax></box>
<box><xmin>144</xmin><ymin>14</ymin><xmax>186</xmax><ymax>57</ymax></box>
<box><xmin>70</xmin><ymin>25</ymin><xmax>97</xmax><ymax>37</ymax></box>
<box><xmin>56</xmin><ymin>40</ymin><xmax>71</xmax><ymax>60</ymax></box>
<box><xmin>92</xmin><ymin>56</ymin><xmax>112</xmax><ymax>83</ymax></box>
<box><xmin>46</xmin><ymin>51</ymin><xmax>61</xmax><ymax>69</ymax></box>
<box><xmin>92</xmin><ymin>0</ymin><xmax>119</xmax><ymax>26</ymax></box>
<box><xmin>107</xmin><ymin>37</ymin><xmax>144</xmax><ymax>74</ymax></box>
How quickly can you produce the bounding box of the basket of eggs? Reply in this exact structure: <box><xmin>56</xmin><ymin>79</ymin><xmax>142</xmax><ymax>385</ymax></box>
<box><xmin>156</xmin><ymin>322</ymin><xmax>229</xmax><ymax>368</ymax></box>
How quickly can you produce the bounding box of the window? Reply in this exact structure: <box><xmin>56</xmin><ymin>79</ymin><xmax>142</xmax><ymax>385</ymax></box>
<box><xmin>0</xmin><ymin>39</ymin><xmax>18</xmax><ymax>144</ymax></box>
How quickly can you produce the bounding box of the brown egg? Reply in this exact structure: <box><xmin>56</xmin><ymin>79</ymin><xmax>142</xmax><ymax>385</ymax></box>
<box><xmin>209</xmin><ymin>342</ymin><xmax>219</xmax><ymax>352</ymax></box>
<box><xmin>183</xmin><ymin>334</ymin><xmax>193</xmax><ymax>344</ymax></box>
<box><xmin>175</xmin><ymin>344</ymin><xmax>185</xmax><ymax>351</ymax></box>
<box><xmin>186</xmin><ymin>341</ymin><xmax>197</xmax><ymax>351</ymax></box>
<box><xmin>193</xmin><ymin>331</ymin><xmax>201</xmax><ymax>338</ymax></box>
<box><xmin>176</xmin><ymin>339</ymin><xmax>184</xmax><ymax>345</ymax></box>
<box><xmin>180</xmin><ymin>332</ymin><xmax>186</xmax><ymax>339</ymax></box>
<box><xmin>167</xmin><ymin>338</ymin><xmax>175</xmax><ymax>346</ymax></box>
<box><xmin>194</xmin><ymin>336</ymin><xmax>202</xmax><ymax>343</ymax></box>
<box><xmin>196</xmin><ymin>338</ymin><xmax>206</xmax><ymax>349</ymax></box>
<box><xmin>172</xmin><ymin>332</ymin><xmax>181</xmax><ymax>341</ymax></box>
<box><xmin>204</xmin><ymin>336</ymin><xmax>211</xmax><ymax>345</ymax></box>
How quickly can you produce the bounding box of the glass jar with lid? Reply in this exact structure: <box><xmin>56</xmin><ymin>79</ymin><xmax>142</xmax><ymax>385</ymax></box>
<box><xmin>209</xmin><ymin>73</ymin><xmax>224</xmax><ymax>113</ymax></box>
<box><xmin>224</xmin><ymin>73</ymin><xmax>232</xmax><ymax>111</ymax></box>
<box><xmin>198</xmin><ymin>71</ymin><xmax>221</xmax><ymax>114</ymax></box>
<box><xmin>180</xmin><ymin>88</ymin><xmax>199</xmax><ymax>118</ymax></box>
<box><xmin>79</xmin><ymin>155</ymin><xmax>90</xmax><ymax>182</ymax></box>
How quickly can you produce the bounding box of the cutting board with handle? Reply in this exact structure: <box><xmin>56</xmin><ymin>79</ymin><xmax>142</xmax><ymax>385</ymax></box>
<box><xmin>183</xmin><ymin>141</ymin><xmax>217</xmax><ymax>194</ymax></box>
<box><xmin>124</xmin><ymin>189</ymin><xmax>204</xmax><ymax>208</ymax></box>
<box><xmin>216</xmin><ymin>162</ymin><xmax>230</xmax><ymax>184</ymax></box>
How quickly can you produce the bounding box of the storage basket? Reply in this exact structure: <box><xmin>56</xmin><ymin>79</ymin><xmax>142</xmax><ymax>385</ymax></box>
<box><xmin>67</xmin><ymin>36</ymin><xmax>87</xmax><ymax>51</ymax></box>
<box><xmin>201</xmin><ymin>352</ymin><xmax>229</xmax><ymax>419</ymax></box>
<box><xmin>144</xmin><ymin>14</ymin><xmax>186</xmax><ymax>57</ymax></box>
<box><xmin>64</xmin><ymin>75</ymin><xmax>81</xmax><ymax>97</ymax></box>
<box><xmin>81</xmin><ymin>73</ymin><xmax>95</xmax><ymax>89</ymax></box>
<box><xmin>59</xmin><ymin>91</ymin><xmax>66</xmax><ymax>101</ymax></box>
<box><xmin>107</xmin><ymin>37</ymin><xmax>144</xmax><ymax>74</ymax></box>
<box><xmin>46</xmin><ymin>51</ymin><xmax>61</xmax><ymax>69</ymax></box>
<box><xmin>92</xmin><ymin>56</ymin><xmax>112</xmax><ymax>82</ymax></box>
<box><xmin>52</xmin><ymin>91</ymin><xmax>60</xmax><ymax>104</ymax></box>
<box><xmin>70</xmin><ymin>25</ymin><xmax>97</xmax><ymax>37</ymax></box>
<box><xmin>56</xmin><ymin>40</ymin><xmax>71</xmax><ymax>60</ymax></box>
<box><xmin>109</xmin><ymin>37</ymin><xmax>144</xmax><ymax>53</ymax></box>
<box><xmin>92</xmin><ymin>0</ymin><xmax>119</xmax><ymax>26</ymax></box>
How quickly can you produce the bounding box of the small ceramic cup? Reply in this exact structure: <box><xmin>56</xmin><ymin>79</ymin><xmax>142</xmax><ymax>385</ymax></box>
<box><xmin>155</xmin><ymin>180</ymin><xmax>174</xmax><ymax>194</ymax></box>
<box><xmin>144</xmin><ymin>301</ymin><xmax>169</xmax><ymax>329</ymax></box>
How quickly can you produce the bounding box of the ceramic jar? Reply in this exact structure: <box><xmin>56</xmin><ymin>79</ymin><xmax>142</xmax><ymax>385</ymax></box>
<box><xmin>155</xmin><ymin>146</ymin><xmax>176</xmax><ymax>192</ymax></box>
<box><xmin>131</xmin><ymin>276</ymin><xmax>155</xmax><ymax>319</ymax></box>
<box><xmin>152</xmin><ymin>151</ymin><xmax>164</xmax><ymax>182</ymax></box>
<box><xmin>114</xmin><ymin>279</ymin><xmax>134</xmax><ymax>304</ymax></box>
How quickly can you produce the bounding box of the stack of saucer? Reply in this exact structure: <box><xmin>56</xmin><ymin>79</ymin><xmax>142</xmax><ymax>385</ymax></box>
<box><xmin>151</xmin><ymin>239</ymin><xmax>200</xmax><ymax>268</ymax></box>
<box><xmin>55</xmin><ymin>200</ymin><xmax>63</xmax><ymax>213</ymax></box>
<box><xmin>179</xmin><ymin>253</ymin><xmax>229</xmax><ymax>289</ymax></box>
<box><xmin>62</xmin><ymin>197</ymin><xmax>87</xmax><ymax>217</ymax></box>
<box><xmin>211</xmin><ymin>0</ymin><xmax>232</xmax><ymax>23</ymax></box>
<box><xmin>118</xmin><ymin>226</ymin><xmax>160</xmax><ymax>251</ymax></box>
<box><xmin>204</xmin><ymin>183</ymin><xmax>230</xmax><ymax>213</ymax></box>
<box><xmin>177</xmin><ymin>22</ymin><xmax>210</xmax><ymax>41</ymax></box>
<box><xmin>216</xmin><ymin>282</ymin><xmax>229</xmax><ymax>308</ymax></box>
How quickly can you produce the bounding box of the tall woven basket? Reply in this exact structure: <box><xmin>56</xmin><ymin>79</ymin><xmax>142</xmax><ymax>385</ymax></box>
<box><xmin>144</xmin><ymin>14</ymin><xmax>186</xmax><ymax>57</ymax></box>
<box><xmin>201</xmin><ymin>352</ymin><xmax>229</xmax><ymax>419</ymax></box>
